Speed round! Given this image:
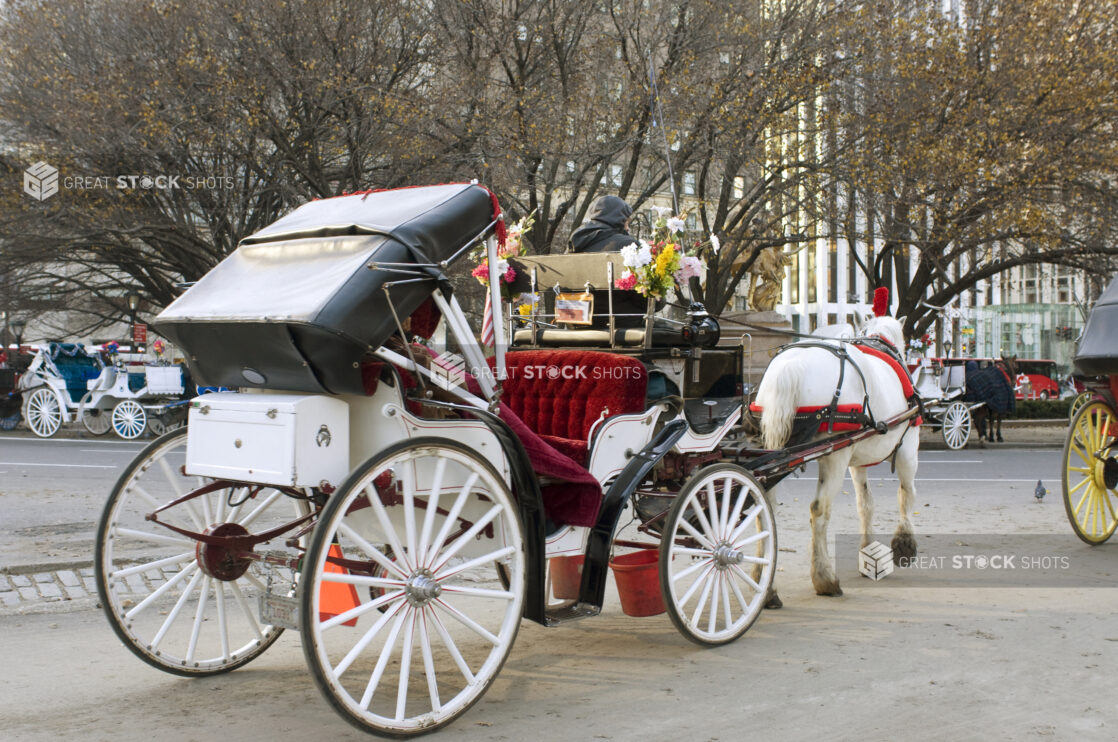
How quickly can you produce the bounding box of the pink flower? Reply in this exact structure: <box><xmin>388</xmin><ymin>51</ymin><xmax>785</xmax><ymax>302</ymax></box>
<box><xmin>471</xmin><ymin>262</ymin><xmax>490</xmax><ymax>285</ymax></box>
<box><xmin>614</xmin><ymin>271</ymin><xmax>638</xmax><ymax>291</ymax></box>
<box><xmin>502</xmin><ymin>266</ymin><xmax>517</xmax><ymax>283</ymax></box>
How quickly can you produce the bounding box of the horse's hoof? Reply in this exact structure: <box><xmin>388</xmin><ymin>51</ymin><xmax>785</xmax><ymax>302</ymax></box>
<box><xmin>892</xmin><ymin>532</ymin><xmax>917</xmax><ymax>561</ymax></box>
<box><xmin>996</xmin><ymin>436</ymin><xmax>1004</xmax><ymax>443</ymax></box>
<box><xmin>764</xmin><ymin>591</ymin><xmax>783</xmax><ymax>609</ymax></box>
<box><xmin>812</xmin><ymin>579</ymin><xmax>843</xmax><ymax>597</ymax></box>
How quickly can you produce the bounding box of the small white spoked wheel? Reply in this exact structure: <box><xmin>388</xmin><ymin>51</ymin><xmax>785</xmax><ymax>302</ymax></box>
<box><xmin>95</xmin><ymin>428</ymin><xmax>313</xmax><ymax>675</ymax></box>
<box><xmin>112</xmin><ymin>399</ymin><xmax>147</xmax><ymax>439</ymax></box>
<box><xmin>941</xmin><ymin>401</ymin><xmax>971</xmax><ymax>450</ymax></box>
<box><xmin>659</xmin><ymin>464</ymin><xmax>777</xmax><ymax>646</ymax></box>
<box><xmin>24</xmin><ymin>387</ymin><xmax>63</xmax><ymax>437</ymax></box>
<box><xmin>301</xmin><ymin>438</ymin><xmax>525</xmax><ymax>737</ymax></box>
<box><xmin>80</xmin><ymin>392</ymin><xmax>112</xmax><ymax>436</ymax></box>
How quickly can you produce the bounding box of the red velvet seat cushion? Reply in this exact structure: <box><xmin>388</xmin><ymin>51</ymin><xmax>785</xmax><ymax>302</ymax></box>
<box><xmin>490</xmin><ymin>350</ymin><xmax>648</xmax><ymax>465</ymax></box>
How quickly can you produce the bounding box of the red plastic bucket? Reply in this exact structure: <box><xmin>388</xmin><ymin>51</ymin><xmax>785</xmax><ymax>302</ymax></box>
<box><xmin>549</xmin><ymin>555</ymin><xmax>584</xmax><ymax>600</ymax></box>
<box><xmin>609</xmin><ymin>549</ymin><xmax>665</xmax><ymax>617</ymax></box>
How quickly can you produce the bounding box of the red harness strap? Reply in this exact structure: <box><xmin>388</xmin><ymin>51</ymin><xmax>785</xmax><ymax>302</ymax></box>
<box><xmin>749</xmin><ymin>402</ymin><xmax>866</xmax><ymax>433</ymax></box>
<box><xmin>852</xmin><ymin>344</ymin><xmax>922</xmax><ymax>426</ymax></box>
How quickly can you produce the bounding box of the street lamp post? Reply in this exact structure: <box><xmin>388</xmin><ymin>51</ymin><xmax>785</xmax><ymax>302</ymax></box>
<box><xmin>11</xmin><ymin>317</ymin><xmax>26</xmax><ymax>352</ymax></box>
<box><xmin>126</xmin><ymin>291</ymin><xmax>141</xmax><ymax>354</ymax></box>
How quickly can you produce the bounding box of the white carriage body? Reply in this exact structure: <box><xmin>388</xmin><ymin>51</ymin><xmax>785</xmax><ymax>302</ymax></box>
<box><xmin>186</xmin><ymin>392</ymin><xmax>350</xmax><ymax>488</ymax></box>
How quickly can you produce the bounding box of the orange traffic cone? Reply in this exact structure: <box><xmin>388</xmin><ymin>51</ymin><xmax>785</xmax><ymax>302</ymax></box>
<box><xmin>319</xmin><ymin>543</ymin><xmax>360</xmax><ymax>626</ymax></box>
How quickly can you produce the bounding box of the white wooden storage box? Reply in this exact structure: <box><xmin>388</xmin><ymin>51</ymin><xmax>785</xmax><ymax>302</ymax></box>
<box><xmin>186</xmin><ymin>392</ymin><xmax>349</xmax><ymax>488</ymax></box>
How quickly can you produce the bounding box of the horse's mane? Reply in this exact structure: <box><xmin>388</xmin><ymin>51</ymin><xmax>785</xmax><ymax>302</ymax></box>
<box><xmin>860</xmin><ymin>316</ymin><xmax>906</xmax><ymax>349</ymax></box>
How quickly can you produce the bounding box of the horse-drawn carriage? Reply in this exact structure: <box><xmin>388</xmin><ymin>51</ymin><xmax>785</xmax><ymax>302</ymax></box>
<box><xmin>1062</xmin><ymin>275</ymin><xmax>1118</xmax><ymax>544</ymax></box>
<box><xmin>94</xmin><ymin>184</ymin><xmax>921</xmax><ymax>736</ymax></box>
<box><xmin>17</xmin><ymin>342</ymin><xmax>187</xmax><ymax>438</ymax></box>
<box><xmin>910</xmin><ymin>358</ymin><xmax>977</xmax><ymax>449</ymax></box>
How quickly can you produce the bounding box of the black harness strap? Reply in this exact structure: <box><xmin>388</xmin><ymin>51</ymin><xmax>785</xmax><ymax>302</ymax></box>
<box><xmin>771</xmin><ymin>340</ymin><xmax>878</xmax><ymax>438</ymax></box>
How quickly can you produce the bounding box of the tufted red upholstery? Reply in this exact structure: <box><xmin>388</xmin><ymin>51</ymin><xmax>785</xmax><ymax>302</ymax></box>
<box><xmin>490</xmin><ymin>350</ymin><xmax>648</xmax><ymax>465</ymax></box>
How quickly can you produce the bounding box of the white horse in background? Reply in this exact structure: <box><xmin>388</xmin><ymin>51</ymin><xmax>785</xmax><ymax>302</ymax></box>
<box><xmin>755</xmin><ymin>315</ymin><xmax>919</xmax><ymax>597</ymax></box>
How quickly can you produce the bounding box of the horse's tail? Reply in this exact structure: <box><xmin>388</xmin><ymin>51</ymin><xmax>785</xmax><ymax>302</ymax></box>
<box><xmin>756</xmin><ymin>359</ymin><xmax>804</xmax><ymax>450</ymax></box>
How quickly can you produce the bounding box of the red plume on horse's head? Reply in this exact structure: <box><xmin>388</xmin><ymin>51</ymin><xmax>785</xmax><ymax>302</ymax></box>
<box><xmin>872</xmin><ymin>287</ymin><xmax>890</xmax><ymax>317</ymax></box>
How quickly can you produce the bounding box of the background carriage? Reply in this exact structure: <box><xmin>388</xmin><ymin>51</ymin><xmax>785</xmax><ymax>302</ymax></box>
<box><xmin>95</xmin><ymin>184</ymin><xmax>784</xmax><ymax>737</ymax></box>
<box><xmin>910</xmin><ymin>357</ymin><xmax>978</xmax><ymax>450</ymax></box>
<box><xmin>1062</xmin><ymin>274</ymin><xmax>1118</xmax><ymax>544</ymax></box>
<box><xmin>17</xmin><ymin>342</ymin><xmax>187</xmax><ymax>438</ymax></box>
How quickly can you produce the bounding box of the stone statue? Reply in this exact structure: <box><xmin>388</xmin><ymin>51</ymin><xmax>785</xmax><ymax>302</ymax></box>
<box><xmin>748</xmin><ymin>247</ymin><xmax>790</xmax><ymax>312</ymax></box>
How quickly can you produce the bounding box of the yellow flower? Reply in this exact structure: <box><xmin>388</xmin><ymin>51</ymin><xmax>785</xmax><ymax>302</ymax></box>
<box><xmin>655</xmin><ymin>244</ymin><xmax>676</xmax><ymax>278</ymax></box>
<box><xmin>517</xmin><ymin>303</ymin><xmax>532</xmax><ymax>316</ymax></box>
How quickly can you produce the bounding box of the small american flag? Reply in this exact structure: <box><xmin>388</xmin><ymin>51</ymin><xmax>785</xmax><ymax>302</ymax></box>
<box><xmin>480</xmin><ymin>293</ymin><xmax>494</xmax><ymax>348</ymax></box>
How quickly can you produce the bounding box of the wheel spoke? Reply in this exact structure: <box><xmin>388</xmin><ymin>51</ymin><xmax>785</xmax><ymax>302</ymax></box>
<box><xmin>216</xmin><ymin>581</ymin><xmax>229</xmax><ymax>660</ymax></box>
<box><xmin>124</xmin><ymin>562</ymin><xmax>199</xmax><ymax>621</ymax></box>
<box><xmin>228</xmin><ymin>580</ymin><xmax>265</xmax><ymax>640</ymax></box>
<box><xmin>149</xmin><ymin>569</ymin><xmax>204</xmax><ymax>652</ymax></box>
<box><xmin>707</xmin><ymin>572</ymin><xmax>721</xmax><ymax>634</ymax></box>
<box><xmin>395</xmin><ymin>609</ymin><xmax>417</xmax><ymax>721</ymax></box>
<box><xmin>365</xmin><ymin>484</ymin><xmax>415</xmax><ymax>573</ymax></box>
<box><xmin>237</xmin><ymin>490</ymin><xmax>283</xmax><ymax>529</ymax></box>
<box><xmin>418</xmin><ymin>612</ymin><xmax>442</xmax><ymax>714</ymax></box>
<box><xmin>110</xmin><ymin>551</ymin><xmax>195</xmax><ymax>579</ymax></box>
<box><xmin>321</xmin><ymin>590</ymin><xmax>406</xmax><ymax>632</ymax></box>
<box><xmin>424</xmin><ymin>473</ymin><xmax>479</xmax><ymax>568</ymax></box>
<box><xmin>676</xmin><ymin>510</ymin><xmax>716</xmax><ymax>551</ymax></box>
<box><xmin>333</xmin><ymin>601</ymin><xmax>407</xmax><ymax>678</ymax></box>
<box><xmin>429</xmin><ymin>504</ymin><xmax>504</xmax><ymax>573</ymax></box>
<box><xmin>719</xmin><ymin>477</ymin><xmax>733</xmax><ymax>540</ymax></box>
<box><xmin>401</xmin><ymin>464</ymin><xmax>419</xmax><ymax>567</ymax></box>
<box><xmin>435</xmin><ymin>545</ymin><xmax>515</xmax><ymax>581</ymax></box>
<box><xmin>730</xmin><ymin>563</ymin><xmax>764</xmax><ymax>592</ymax></box>
<box><xmin>337</xmin><ymin>522</ymin><xmax>410</xmax><ymax>581</ymax></box>
<box><xmin>428</xmin><ymin>605</ymin><xmax>475</xmax><ymax>685</ymax></box>
<box><xmin>438</xmin><ymin>585</ymin><xmax>517</xmax><ymax>601</ymax></box>
<box><xmin>690</xmin><ymin>571</ymin><xmax>716</xmax><ymax>627</ymax></box>
<box><xmin>432</xmin><ymin>598</ymin><xmax>501</xmax><ymax>646</ymax></box>
<box><xmin>727</xmin><ymin>503</ymin><xmax>763</xmax><ymax>544</ymax></box>
<box><xmin>185</xmin><ymin>575</ymin><xmax>212</xmax><ymax>663</ymax></box>
<box><xmin>417</xmin><ymin>458</ymin><xmax>448</xmax><ymax>564</ymax></box>
<box><xmin>113</xmin><ymin>527</ymin><xmax>193</xmax><ymax>548</ymax></box>
<box><xmin>670</xmin><ymin>555</ymin><xmax>713</xmax><ymax>584</ymax></box>
<box><xmin>359</xmin><ymin>607</ymin><xmax>409</xmax><ymax>711</ymax></box>
<box><xmin>677</xmin><ymin>563</ymin><xmax>715</xmax><ymax>606</ymax></box>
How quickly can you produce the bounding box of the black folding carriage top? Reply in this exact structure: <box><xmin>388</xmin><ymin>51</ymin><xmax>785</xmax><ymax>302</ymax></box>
<box><xmin>1075</xmin><ymin>274</ymin><xmax>1118</xmax><ymax>377</ymax></box>
<box><xmin>154</xmin><ymin>184</ymin><xmax>496</xmax><ymax>394</ymax></box>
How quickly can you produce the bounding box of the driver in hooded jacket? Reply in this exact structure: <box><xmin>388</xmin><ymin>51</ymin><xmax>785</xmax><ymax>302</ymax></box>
<box><xmin>566</xmin><ymin>195</ymin><xmax>645</xmax><ymax>327</ymax></box>
<box><xmin>568</xmin><ymin>195</ymin><xmax>637</xmax><ymax>254</ymax></box>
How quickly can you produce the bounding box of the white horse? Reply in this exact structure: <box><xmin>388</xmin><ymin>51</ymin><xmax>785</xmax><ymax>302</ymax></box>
<box><xmin>754</xmin><ymin>315</ymin><xmax>919</xmax><ymax>597</ymax></box>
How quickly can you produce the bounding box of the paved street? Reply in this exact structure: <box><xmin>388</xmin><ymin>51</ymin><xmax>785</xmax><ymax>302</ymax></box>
<box><xmin>2</xmin><ymin>427</ymin><xmax>1116</xmax><ymax>741</ymax></box>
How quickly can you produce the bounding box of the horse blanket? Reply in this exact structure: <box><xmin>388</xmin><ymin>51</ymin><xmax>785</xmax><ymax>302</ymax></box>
<box><xmin>964</xmin><ymin>363</ymin><xmax>1016</xmax><ymax>414</ymax></box>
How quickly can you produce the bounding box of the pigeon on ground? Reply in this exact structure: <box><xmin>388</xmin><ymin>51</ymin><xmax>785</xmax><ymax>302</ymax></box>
<box><xmin>1034</xmin><ymin>480</ymin><xmax>1047</xmax><ymax>502</ymax></box>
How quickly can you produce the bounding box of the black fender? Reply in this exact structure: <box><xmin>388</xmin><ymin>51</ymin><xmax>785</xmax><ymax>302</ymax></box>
<box><xmin>578</xmin><ymin>418</ymin><xmax>688</xmax><ymax>608</ymax></box>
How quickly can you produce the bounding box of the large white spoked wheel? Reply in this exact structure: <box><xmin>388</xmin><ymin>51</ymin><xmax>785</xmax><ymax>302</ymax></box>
<box><xmin>95</xmin><ymin>428</ymin><xmax>313</xmax><ymax>675</ymax></box>
<box><xmin>659</xmin><ymin>464</ymin><xmax>777</xmax><ymax>646</ymax></box>
<box><xmin>112</xmin><ymin>399</ymin><xmax>147</xmax><ymax>439</ymax></box>
<box><xmin>80</xmin><ymin>392</ymin><xmax>113</xmax><ymax>436</ymax></box>
<box><xmin>23</xmin><ymin>387</ymin><xmax>63</xmax><ymax>437</ymax></box>
<box><xmin>301</xmin><ymin>438</ymin><xmax>526</xmax><ymax>737</ymax></box>
<box><xmin>1062</xmin><ymin>400</ymin><xmax>1118</xmax><ymax>545</ymax></box>
<box><xmin>940</xmin><ymin>401</ymin><xmax>972</xmax><ymax>450</ymax></box>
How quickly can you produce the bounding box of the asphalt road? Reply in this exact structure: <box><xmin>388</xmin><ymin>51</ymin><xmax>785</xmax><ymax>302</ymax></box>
<box><xmin>2</xmin><ymin>432</ymin><xmax>1116</xmax><ymax>741</ymax></box>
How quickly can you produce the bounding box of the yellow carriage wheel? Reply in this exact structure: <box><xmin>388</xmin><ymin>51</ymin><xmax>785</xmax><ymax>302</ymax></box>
<box><xmin>1062</xmin><ymin>400</ymin><xmax>1118</xmax><ymax>545</ymax></box>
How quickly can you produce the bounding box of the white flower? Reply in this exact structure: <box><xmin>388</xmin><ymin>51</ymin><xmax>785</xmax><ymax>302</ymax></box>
<box><xmin>496</xmin><ymin>258</ymin><xmax>510</xmax><ymax>274</ymax></box>
<box><xmin>621</xmin><ymin>242</ymin><xmax>653</xmax><ymax>268</ymax></box>
<box><xmin>651</xmin><ymin>205</ymin><xmax>673</xmax><ymax>218</ymax></box>
<box><xmin>517</xmin><ymin>292</ymin><xmax>540</xmax><ymax>306</ymax></box>
<box><xmin>666</xmin><ymin>216</ymin><xmax>686</xmax><ymax>233</ymax></box>
<box><xmin>709</xmin><ymin>233</ymin><xmax>720</xmax><ymax>254</ymax></box>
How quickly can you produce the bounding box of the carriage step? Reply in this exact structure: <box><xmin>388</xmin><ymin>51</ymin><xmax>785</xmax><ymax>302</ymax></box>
<box><xmin>543</xmin><ymin>602</ymin><xmax>601</xmax><ymax>626</ymax></box>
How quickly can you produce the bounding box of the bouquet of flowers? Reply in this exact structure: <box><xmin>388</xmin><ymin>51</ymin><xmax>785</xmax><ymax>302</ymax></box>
<box><xmin>471</xmin><ymin>211</ymin><xmax>535</xmax><ymax>296</ymax></box>
<box><xmin>614</xmin><ymin>208</ymin><xmax>708</xmax><ymax>300</ymax></box>
<box><xmin>104</xmin><ymin>341</ymin><xmax>120</xmax><ymax>366</ymax></box>
<box><xmin>908</xmin><ymin>333</ymin><xmax>931</xmax><ymax>356</ymax></box>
